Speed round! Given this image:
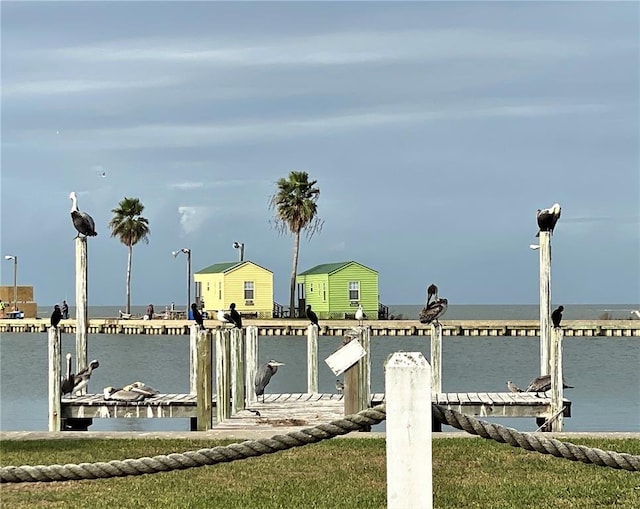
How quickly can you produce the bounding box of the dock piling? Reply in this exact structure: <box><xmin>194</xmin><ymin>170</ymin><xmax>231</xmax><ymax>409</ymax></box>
<box><xmin>47</xmin><ymin>327</ymin><xmax>62</xmax><ymax>432</ymax></box>
<box><xmin>215</xmin><ymin>329</ymin><xmax>231</xmax><ymax>423</ymax></box>
<box><xmin>75</xmin><ymin>237</ymin><xmax>88</xmax><ymax>377</ymax></box>
<box><xmin>230</xmin><ymin>328</ymin><xmax>245</xmax><ymax>413</ymax></box>
<box><xmin>245</xmin><ymin>326</ymin><xmax>258</xmax><ymax>405</ymax></box>
<box><xmin>307</xmin><ymin>324</ymin><xmax>318</xmax><ymax>393</ymax></box>
<box><xmin>195</xmin><ymin>329</ymin><xmax>212</xmax><ymax>431</ymax></box>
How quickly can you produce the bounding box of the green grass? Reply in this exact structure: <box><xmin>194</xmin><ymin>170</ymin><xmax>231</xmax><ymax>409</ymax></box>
<box><xmin>1</xmin><ymin>437</ymin><xmax>639</xmax><ymax>508</ymax></box>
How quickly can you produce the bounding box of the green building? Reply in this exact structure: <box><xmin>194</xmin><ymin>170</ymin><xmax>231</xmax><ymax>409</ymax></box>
<box><xmin>296</xmin><ymin>261</ymin><xmax>381</xmax><ymax>319</ymax></box>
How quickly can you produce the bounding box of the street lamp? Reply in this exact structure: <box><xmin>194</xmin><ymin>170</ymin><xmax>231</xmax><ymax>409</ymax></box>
<box><xmin>233</xmin><ymin>241</ymin><xmax>245</xmax><ymax>261</ymax></box>
<box><xmin>3</xmin><ymin>255</ymin><xmax>18</xmax><ymax>312</ymax></box>
<box><xmin>172</xmin><ymin>248</ymin><xmax>191</xmax><ymax>313</ymax></box>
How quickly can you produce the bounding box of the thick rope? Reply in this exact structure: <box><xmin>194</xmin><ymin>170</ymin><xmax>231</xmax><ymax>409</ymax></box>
<box><xmin>2</xmin><ymin>404</ymin><xmax>639</xmax><ymax>483</ymax></box>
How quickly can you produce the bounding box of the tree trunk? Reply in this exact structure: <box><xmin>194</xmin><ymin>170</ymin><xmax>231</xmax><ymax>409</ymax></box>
<box><xmin>289</xmin><ymin>230</ymin><xmax>301</xmax><ymax>317</ymax></box>
<box><xmin>126</xmin><ymin>244</ymin><xmax>133</xmax><ymax>314</ymax></box>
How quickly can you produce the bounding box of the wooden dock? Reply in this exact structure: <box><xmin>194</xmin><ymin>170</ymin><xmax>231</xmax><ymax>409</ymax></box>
<box><xmin>2</xmin><ymin>318</ymin><xmax>639</xmax><ymax>337</ymax></box>
<box><xmin>60</xmin><ymin>391</ymin><xmax>571</xmax><ymax>431</ymax></box>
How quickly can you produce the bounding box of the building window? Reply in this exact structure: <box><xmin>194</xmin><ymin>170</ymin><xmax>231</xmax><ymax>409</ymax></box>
<box><xmin>348</xmin><ymin>281</ymin><xmax>360</xmax><ymax>301</ymax></box>
<box><xmin>322</xmin><ymin>282</ymin><xmax>326</xmax><ymax>302</ymax></box>
<box><xmin>218</xmin><ymin>282</ymin><xmax>222</xmax><ymax>300</ymax></box>
<box><xmin>309</xmin><ymin>283</ymin><xmax>313</xmax><ymax>293</ymax></box>
<box><xmin>244</xmin><ymin>281</ymin><xmax>254</xmax><ymax>301</ymax></box>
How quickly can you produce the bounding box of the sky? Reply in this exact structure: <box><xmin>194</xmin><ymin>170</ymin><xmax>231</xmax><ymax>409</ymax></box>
<box><xmin>1</xmin><ymin>1</ymin><xmax>638</xmax><ymax>308</ymax></box>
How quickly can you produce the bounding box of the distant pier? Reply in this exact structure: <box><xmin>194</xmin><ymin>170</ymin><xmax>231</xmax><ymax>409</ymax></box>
<box><xmin>1</xmin><ymin>318</ymin><xmax>638</xmax><ymax>337</ymax></box>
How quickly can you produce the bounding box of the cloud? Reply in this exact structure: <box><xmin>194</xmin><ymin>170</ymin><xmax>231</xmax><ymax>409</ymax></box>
<box><xmin>177</xmin><ymin>206</ymin><xmax>214</xmax><ymax>234</ymax></box>
<box><xmin>168</xmin><ymin>182</ymin><xmax>205</xmax><ymax>191</ymax></box>
<box><xmin>2</xmin><ymin>78</ymin><xmax>180</xmax><ymax>97</ymax></box>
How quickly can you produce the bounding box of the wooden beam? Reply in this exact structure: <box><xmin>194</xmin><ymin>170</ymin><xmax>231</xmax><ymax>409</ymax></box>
<box><xmin>245</xmin><ymin>326</ymin><xmax>258</xmax><ymax>405</ymax></box>
<box><xmin>550</xmin><ymin>327</ymin><xmax>564</xmax><ymax>432</ymax></box>
<box><xmin>196</xmin><ymin>329</ymin><xmax>212</xmax><ymax>430</ymax></box>
<box><xmin>306</xmin><ymin>324</ymin><xmax>318</xmax><ymax>393</ymax></box>
<box><xmin>539</xmin><ymin>231</ymin><xmax>552</xmax><ymax>376</ymax></box>
<box><xmin>430</xmin><ymin>323</ymin><xmax>442</xmax><ymax>394</ymax></box>
<box><xmin>48</xmin><ymin>327</ymin><xmax>62</xmax><ymax>432</ymax></box>
<box><xmin>215</xmin><ymin>329</ymin><xmax>231</xmax><ymax>423</ymax></box>
<box><xmin>230</xmin><ymin>328</ymin><xmax>245</xmax><ymax>413</ymax></box>
<box><xmin>75</xmin><ymin>237</ymin><xmax>88</xmax><ymax>376</ymax></box>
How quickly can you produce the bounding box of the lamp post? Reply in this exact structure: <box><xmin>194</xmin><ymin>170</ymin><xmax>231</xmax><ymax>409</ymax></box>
<box><xmin>233</xmin><ymin>241</ymin><xmax>245</xmax><ymax>261</ymax></box>
<box><xmin>3</xmin><ymin>255</ymin><xmax>18</xmax><ymax>312</ymax></box>
<box><xmin>172</xmin><ymin>248</ymin><xmax>191</xmax><ymax>313</ymax></box>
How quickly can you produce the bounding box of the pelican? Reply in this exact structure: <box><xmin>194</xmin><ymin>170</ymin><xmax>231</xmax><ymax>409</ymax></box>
<box><xmin>525</xmin><ymin>374</ymin><xmax>573</xmax><ymax>395</ymax></box>
<box><xmin>103</xmin><ymin>386</ymin><xmax>147</xmax><ymax>402</ymax></box>
<box><xmin>51</xmin><ymin>305</ymin><xmax>62</xmax><ymax>329</ymax></box>
<box><xmin>191</xmin><ymin>303</ymin><xmax>205</xmax><ymax>330</ymax></box>
<box><xmin>506</xmin><ymin>380</ymin><xmax>522</xmax><ymax>393</ymax></box>
<box><xmin>335</xmin><ymin>379</ymin><xmax>344</xmax><ymax>394</ymax></box>
<box><xmin>355</xmin><ymin>305</ymin><xmax>365</xmax><ymax>326</ymax></box>
<box><xmin>427</xmin><ymin>284</ymin><xmax>438</xmax><ymax>306</ymax></box>
<box><xmin>254</xmin><ymin>360</ymin><xmax>285</xmax><ymax>402</ymax></box>
<box><xmin>536</xmin><ymin>203</ymin><xmax>561</xmax><ymax>237</ymax></box>
<box><xmin>69</xmin><ymin>191</ymin><xmax>97</xmax><ymax>238</ymax></box>
<box><xmin>552</xmin><ymin>305</ymin><xmax>564</xmax><ymax>328</ymax></box>
<box><xmin>60</xmin><ymin>353</ymin><xmax>74</xmax><ymax>396</ymax></box>
<box><xmin>123</xmin><ymin>381</ymin><xmax>160</xmax><ymax>397</ymax></box>
<box><xmin>419</xmin><ymin>298</ymin><xmax>448</xmax><ymax>325</ymax></box>
<box><xmin>70</xmin><ymin>359</ymin><xmax>100</xmax><ymax>396</ymax></box>
<box><xmin>306</xmin><ymin>304</ymin><xmax>319</xmax><ymax>328</ymax></box>
<box><xmin>224</xmin><ymin>303</ymin><xmax>243</xmax><ymax>328</ymax></box>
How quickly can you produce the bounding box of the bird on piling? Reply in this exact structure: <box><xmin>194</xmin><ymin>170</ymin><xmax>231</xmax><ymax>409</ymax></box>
<box><xmin>224</xmin><ymin>303</ymin><xmax>243</xmax><ymax>329</ymax></box>
<box><xmin>66</xmin><ymin>359</ymin><xmax>100</xmax><ymax>396</ymax></box>
<box><xmin>51</xmin><ymin>305</ymin><xmax>62</xmax><ymax>329</ymax></box>
<box><xmin>355</xmin><ymin>305</ymin><xmax>366</xmax><ymax>326</ymax></box>
<box><xmin>536</xmin><ymin>203</ymin><xmax>561</xmax><ymax>237</ymax></box>
<box><xmin>306</xmin><ymin>304</ymin><xmax>319</xmax><ymax>329</ymax></box>
<box><xmin>552</xmin><ymin>306</ymin><xmax>564</xmax><ymax>328</ymax></box>
<box><xmin>254</xmin><ymin>360</ymin><xmax>285</xmax><ymax>403</ymax></box>
<box><xmin>419</xmin><ymin>285</ymin><xmax>448</xmax><ymax>325</ymax></box>
<box><xmin>217</xmin><ymin>308</ymin><xmax>233</xmax><ymax>327</ymax></box>
<box><xmin>69</xmin><ymin>191</ymin><xmax>97</xmax><ymax>238</ymax></box>
<box><xmin>60</xmin><ymin>353</ymin><xmax>75</xmax><ymax>396</ymax></box>
<box><xmin>191</xmin><ymin>303</ymin><xmax>205</xmax><ymax>330</ymax></box>
<box><xmin>427</xmin><ymin>284</ymin><xmax>439</xmax><ymax>306</ymax></box>
<box><xmin>335</xmin><ymin>379</ymin><xmax>344</xmax><ymax>395</ymax></box>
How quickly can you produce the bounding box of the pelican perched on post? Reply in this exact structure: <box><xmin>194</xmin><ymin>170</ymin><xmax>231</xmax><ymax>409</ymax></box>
<box><xmin>355</xmin><ymin>305</ymin><xmax>365</xmax><ymax>326</ymax></box>
<box><xmin>69</xmin><ymin>191</ymin><xmax>97</xmax><ymax>238</ymax></box>
<box><xmin>536</xmin><ymin>203</ymin><xmax>561</xmax><ymax>237</ymax></box>
<box><xmin>427</xmin><ymin>284</ymin><xmax>438</xmax><ymax>306</ymax></box>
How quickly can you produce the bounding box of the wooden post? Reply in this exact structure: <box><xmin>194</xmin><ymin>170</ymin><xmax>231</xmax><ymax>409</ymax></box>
<box><xmin>189</xmin><ymin>325</ymin><xmax>198</xmax><ymax>394</ymax></box>
<box><xmin>48</xmin><ymin>327</ymin><xmax>62</xmax><ymax>432</ymax></box>
<box><xmin>344</xmin><ymin>362</ymin><xmax>360</xmax><ymax>416</ymax></box>
<box><xmin>195</xmin><ymin>329</ymin><xmax>212</xmax><ymax>431</ymax></box>
<box><xmin>230</xmin><ymin>328</ymin><xmax>245</xmax><ymax>413</ymax></box>
<box><xmin>245</xmin><ymin>326</ymin><xmax>258</xmax><ymax>405</ymax></box>
<box><xmin>550</xmin><ymin>327</ymin><xmax>564</xmax><ymax>432</ymax></box>
<box><xmin>358</xmin><ymin>326</ymin><xmax>371</xmax><ymax>408</ymax></box>
<box><xmin>430</xmin><ymin>323</ymin><xmax>442</xmax><ymax>394</ymax></box>
<box><xmin>539</xmin><ymin>231</ymin><xmax>552</xmax><ymax>376</ymax></box>
<box><xmin>307</xmin><ymin>324</ymin><xmax>318</xmax><ymax>393</ymax></box>
<box><xmin>215</xmin><ymin>329</ymin><xmax>231</xmax><ymax>423</ymax></box>
<box><xmin>386</xmin><ymin>352</ymin><xmax>432</xmax><ymax>509</ymax></box>
<box><xmin>75</xmin><ymin>237</ymin><xmax>88</xmax><ymax>375</ymax></box>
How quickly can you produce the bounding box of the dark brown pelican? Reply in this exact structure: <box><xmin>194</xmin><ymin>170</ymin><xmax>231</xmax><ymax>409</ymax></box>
<box><xmin>123</xmin><ymin>381</ymin><xmax>160</xmax><ymax>397</ymax></box>
<box><xmin>552</xmin><ymin>305</ymin><xmax>564</xmax><ymax>328</ymax></box>
<box><xmin>525</xmin><ymin>374</ymin><xmax>573</xmax><ymax>395</ymax></box>
<box><xmin>427</xmin><ymin>284</ymin><xmax>438</xmax><ymax>306</ymax></box>
<box><xmin>60</xmin><ymin>353</ymin><xmax>74</xmax><ymax>396</ymax></box>
<box><xmin>103</xmin><ymin>386</ymin><xmax>147</xmax><ymax>402</ymax></box>
<box><xmin>69</xmin><ymin>192</ymin><xmax>97</xmax><ymax>238</ymax></box>
<box><xmin>536</xmin><ymin>203</ymin><xmax>561</xmax><ymax>237</ymax></box>
<box><xmin>419</xmin><ymin>298</ymin><xmax>448</xmax><ymax>325</ymax></box>
<box><xmin>69</xmin><ymin>359</ymin><xmax>100</xmax><ymax>396</ymax></box>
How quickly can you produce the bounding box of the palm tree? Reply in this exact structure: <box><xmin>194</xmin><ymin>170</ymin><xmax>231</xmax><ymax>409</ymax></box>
<box><xmin>108</xmin><ymin>197</ymin><xmax>150</xmax><ymax>314</ymax></box>
<box><xmin>269</xmin><ymin>171</ymin><xmax>323</xmax><ymax>316</ymax></box>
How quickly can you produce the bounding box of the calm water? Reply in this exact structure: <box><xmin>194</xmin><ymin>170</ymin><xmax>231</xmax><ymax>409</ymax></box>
<box><xmin>1</xmin><ymin>329</ymin><xmax>638</xmax><ymax>433</ymax></box>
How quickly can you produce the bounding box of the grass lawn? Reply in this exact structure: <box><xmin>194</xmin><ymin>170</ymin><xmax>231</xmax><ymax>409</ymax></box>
<box><xmin>1</xmin><ymin>437</ymin><xmax>639</xmax><ymax>508</ymax></box>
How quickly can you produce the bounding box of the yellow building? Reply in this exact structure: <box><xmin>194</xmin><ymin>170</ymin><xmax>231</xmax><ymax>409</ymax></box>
<box><xmin>194</xmin><ymin>261</ymin><xmax>274</xmax><ymax>318</ymax></box>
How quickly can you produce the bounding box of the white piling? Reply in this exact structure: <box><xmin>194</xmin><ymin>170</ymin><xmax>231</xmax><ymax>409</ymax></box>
<box><xmin>48</xmin><ymin>327</ymin><xmax>62</xmax><ymax>432</ymax></box>
<box><xmin>550</xmin><ymin>327</ymin><xmax>564</xmax><ymax>432</ymax></box>
<box><xmin>385</xmin><ymin>352</ymin><xmax>433</xmax><ymax>509</ymax></box>
<box><xmin>245</xmin><ymin>326</ymin><xmax>258</xmax><ymax>405</ymax></box>
<box><xmin>75</xmin><ymin>237</ymin><xmax>88</xmax><ymax>375</ymax></box>
<box><xmin>215</xmin><ymin>329</ymin><xmax>231</xmax><ymax>423</ymax></box>
<box><xmin>189</xmin><ymin>325</ymin><xmax>198</xmax><ymax>394</ymax></box>
<box><xmin>230</xmin><ymin>328</ymin><xmax>245</xmax><ymax>413</ymax></box>
<box><xmin>430</xmin><ymin>323</ymin><xmax>442</xmax><ymax>394</ymax></box>
<box><xmin>539</xmin><ymin>231</ymin><xmax>552</xmax><ymax>376</ymax></box>
<box><xmin>195</xmin><ymin>329</ymin><xmax>212</xmax><ymax>430</ymax></box>
<box><xmin>358</xmin><ymin>326</ymin><xmax>371</xmax><ymax>406</ymax></box>
<box><xmin>307</xmin><ymin>324</ymin><xmax>318</xmax><ymax>393</ymax></box>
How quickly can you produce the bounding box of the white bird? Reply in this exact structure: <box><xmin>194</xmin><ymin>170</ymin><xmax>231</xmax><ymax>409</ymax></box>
<box><xmin>506</xmin><ymin>380</ymin><xmax>522</xmax><ymax>393</ymax></box>
<box><xmin>217</xmin><ymin>309</ymin><xmax>232</xmax><ymax>325</ymax></box>
<box><xmin>355</xmin><ymin>305</ymin><xmax>365</xmax><ymax>326</ymax></box>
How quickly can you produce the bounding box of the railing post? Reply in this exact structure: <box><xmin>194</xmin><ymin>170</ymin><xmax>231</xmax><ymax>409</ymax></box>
<box><xmin>75</xmin><ymin>237</ymin><xmax>88</xmax><ymax>377</ymax></box>
<box><xmin>230</xmin><ymin>328</ymin><xmax>245</xmax><ymax>413</ymax></box>
<box><xmin>430</xmin><ymin>323</ymin><xmax>442</xmax><ymax>394</ymax></box>
<box><xmin>215</xmin><ymin>329</ymin><xmax>231</xmax><ymax>423</ymax></box>
<box><xmin>386</xmin><ymin>352</ymin><xmax>432</xmax><ymax>509</ymax></box>
<box><xmin>550</xmin><ymin>327</ymin><xmax>564</xmax><ymax>432</ymax></box>
<box><xmin>307</xmin><ymin>324</ymin><xmax>318</xmax><ymax>393</ymax></box>
<box><xmin>189</xmin><ymin>325</ymin><xmax>198</xmax><ymax>394</ymax></box>
<box><xmin>195</xmin><ymin>329</ymin><xmax>212</xmax><ymax>431</ymax></box>
<box><xmin>48</xmin><ymin>327</ymin><xmax>62</xmax><ymax>432</ymax></box>
<box><xmin>539</xmin><ymin>231</ymin><xmax>552</xmax><ymax>376</ymax></box>
<box><xmin>245</xmin><ymin>326</ymin><xmax>258</xmax><ymax>405</ymax></box>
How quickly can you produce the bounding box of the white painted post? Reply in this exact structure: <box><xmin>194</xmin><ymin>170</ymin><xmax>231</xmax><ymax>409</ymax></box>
<box><xmin>245</xmin><ymin>326</ymin><xmax>258</xmax><ymax>405</ymax></box>
<box><xmin>430</xmin><ymin>323</ymin><xmax>442</xmax><ymax>394</ymax></box>
<box><xmin>307</xmin><ymin>324</ymin><xmax>318</xmax><ymax>393</ymax></box>
<box><xmin>358</xmin><ymin>326</ymin><xmax>371</xmax><ymax>407</ymax></box>
<box><xmin>539</xmin><ymin>231</ymin><xmax>552</xmax><ymax>376</ymax></box>
<box><xmin>75</xmin><ymin>237</ymin><xmax>88</xmax><ymax>376</ymax></box>
<box><xmin>215</xmin><ymin>329</ymin><xmax>231</xmax><ymax>423</ymax></box>
<box><xmin>48</xmin><ymin>327</ymin><xmax>62</xmax><ymax>432</ymax></box>
<box><xmin>386</xmin><ymin>352</ymin><xmax>433</xmax><ymax>509</ymax></box>
<box><xmin>230</xmin><ymin>328</ymin><xmax>245</xmax><ymax>413</ymax></box>
<box><xmin>195</xmin><ymin>329</ymin><xmax>212</xmax><ymax>431</ymax></box>
<box><xmin>189</xmin><ymin>325</ymin><xmax>198</xmax><ymax>394</ymax></box>
<box><xmin>550</xmin><ymin>327</ymin><xmax>564</xmax><ymax>432</ymax></box>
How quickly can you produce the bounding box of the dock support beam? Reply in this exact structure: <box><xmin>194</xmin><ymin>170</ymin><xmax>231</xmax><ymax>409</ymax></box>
<box><xmin>386</xmin><ymin>352</ymin><xmax>433</xmax><ymax>509</ymax></box>
<box><xmin>75</xmin><ymin>237</ymin><xmax>88</xmax><ymax>377</ymax></box>
<box><xmin>48</xmin><ymin>327</ymin><xmax>62</xmax><ymax>432</ymax></box>
<box><xmin>539</xmin><ymin>231</ymin><xmax>552</xmax><ymax>376</ymax></box>
<box><xmin>189</xmin><ymin>325</ymin><xmax>198</xmax><ymax>394</ymax></box>
<box><xmin>550</xmin><ymin>327</ymin><xmax>564</xmax><ymax>432</ymax></box>
<box><xmin>307</xmin><ymin>324</ymin><xmax>318</xmax><ymax>393</ymax></box>
<box><xmin>215</xmin><ymin>329</ymin><xmax>231</xmax><ymax>424</ymax></box>
<box><xmin>344</xmin><ymin>327</ymin><xmax>371</xmax><ymax>430</ymax></box>
<box><xmin>230</xmin><ymin>328</ymin><xmax>245</xmax><ymax>413</ymax></box>
<box><xmin>195</xmin><ymin>329</ymin><xmax>212</xmax><ymax>431</ymax></box>
<box><xmin>430</xmin><ymin>323</ymin><xmax>442</xmax><ymax>394</ymax></box>
<box><xmin>245</xmin><ymin>326</ymin><xmax>258</xmax><ymax>405</ymax></box>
